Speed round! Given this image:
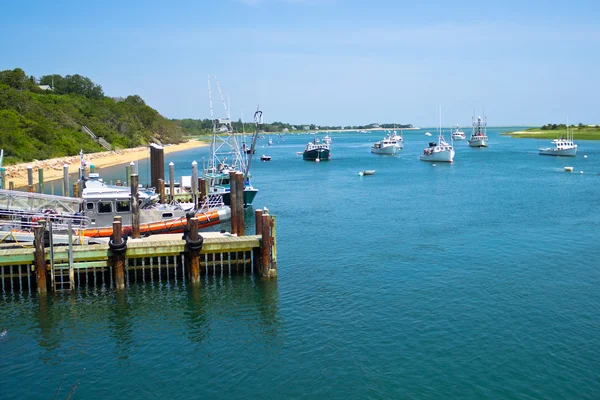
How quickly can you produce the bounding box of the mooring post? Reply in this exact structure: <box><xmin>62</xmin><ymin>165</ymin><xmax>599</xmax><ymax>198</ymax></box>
<box><xmin>169</xmin><ymin>162</ymin><xmax>175</xmax><ymax>202</ymax></box>
<box><xmin>62</xmin><ymin>163</ymin><xmax>69</xmax><ymax>197</ymax></box>
<box><xmin>200</xmin><ymin>178</ymin><xmax>207</xmax><ymax>203</ymax></box>
<box><xmin>191</xmin><ymin>161</ymin><xmax>199</xmax><ymax>207</ymax></box>
<box><xmin>38</xmin><ymin>167</ymin><xmax>44</xmax><ymax>194</ymax></box>
<box><xmin>229</xmin><ymin>171</ymin><xmax>238</xmax><ymax>235</ymax></box>
<box><xmin>254</xmin><ymin>209</ymin><xmax>263</xmax><ymax>273</ymax></box>
<box><xmin>131</xmin><ymin>173</ymin><xmax>140</xmax><ymax>238</ymax></box>
<box><xmin>73</xmin><ymin>182</ymin><xmax>79</xmax><ymax>198</ymax></box>
<box><xmin>159</xmin><ymin>179</ymin><xmax>166</xmax><ymax>204</ymax></box>
<box><xmin>125</xmin><ymin>164</ymin><xmax>132</xmax><ymax>187</ymax></box>
<box><xmin>270</xmin><ymin>215</ymin><xmax>278</xmax><ymax>272</ymax></box>
<box><xmin>8</xmin><ymin>181</ymin><xmax>14</xmax><ymax>191</ymax></box>
<box><xmin>27</xmin><ymin>165</ymin><xmax>34</xmax><ymax>192</ymax></box>
<box><xmin>189</xmin><ymin>217</ymin><xmax>200</xmax><ymax>283</ymax></box>
<box><xmin>235</xmin><ymin>172</ymin><xmax>245</xmax><ymax>236</ymax></box>
<box><xmin>0</xmin><ymin>168</ymin><xmax>5</xmax><ymax>190</ymax></box>
<box><xmin>111</xmin><ymin>217</ymin><xmax>126</xmax><ymax>290</ymax></box>
<box><xmin>260</xmin><ymin>213</ymin><xmax>272</xmax><ymax>277</ymax></box>
<box><xmin>90</xmin><ymin>164</ymin><xmax>95</xmax><ymax>175</ymax></box>
<box><xmin>34</xmin><ymin>223</ymin><xmax>47</xmax><ymax>294</ymax></box>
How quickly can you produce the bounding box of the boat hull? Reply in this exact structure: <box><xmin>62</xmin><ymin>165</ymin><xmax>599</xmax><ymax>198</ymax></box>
<box><xmin>420</xmin><ymin>149</ymin><xmax>455</xmax><ymax>163</ymax></box>
<box><xmin>371</xmin><ymin>145</ymin><xmax>398</xmax><ymax>155</ymax></box>
<box><xmin>539</xmin><ymin>147</ymin><xmax>577</xmax><ymax>157</ymax></box>
<box><xmin>452</xmin><ymin>135</ymin><xmax>466</xmax><ymax>141</ymax></box>
<box><xmin>222</xmin><ymin>188</ymin><xmax>259</xmax><ymax>207</ymax></box>
<box><xmin>303</xmin><ymin>148</ymin><xmax>330</xmax><ymax>161</ymax></box>
<box><xmin>468</xmin><ymin>137</ymin><xmax>488</xmax><ymax>147</ymax></box>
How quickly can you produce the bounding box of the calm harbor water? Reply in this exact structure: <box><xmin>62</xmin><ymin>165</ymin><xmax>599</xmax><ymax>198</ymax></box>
<box><xmin>2</xmin><ymin>128</ymin><xmax>600</xmax><ymax>399</ymax></box>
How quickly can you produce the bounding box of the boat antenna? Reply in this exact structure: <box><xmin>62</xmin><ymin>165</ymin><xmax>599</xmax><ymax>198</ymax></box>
<box><xmin>244</xmin><ymin>106</ymin><xmax>262</xmax><ymax>179</ymax></box>
<box><xmin>215</xmin><ymin>76</ymin><xmax>230</xmax><ymax>121</ymax></box>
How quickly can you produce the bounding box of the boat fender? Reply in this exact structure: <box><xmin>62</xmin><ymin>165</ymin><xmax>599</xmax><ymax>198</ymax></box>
<box><xmin>109</xmin><ymin>236</ymin><xmax>128</xmax><ymax>255</ymax></box>
<box><xmin>185</xmin><ymin>235</ymin><xmax>204</xmax><ymax>252</ymax></box>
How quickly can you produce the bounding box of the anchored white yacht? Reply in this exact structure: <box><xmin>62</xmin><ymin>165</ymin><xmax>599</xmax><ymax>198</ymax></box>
<box><xmin>451</xmin><ymin>125</ymin><xmax>466</xmax><ymax>141</ymax></box>
<box><xmin>539</xmin><ymin>125</ymin><xmax>577</xmax><ymax>156</ymax></box>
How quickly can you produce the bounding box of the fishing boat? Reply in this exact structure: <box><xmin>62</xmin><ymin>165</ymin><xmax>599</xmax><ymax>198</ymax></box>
<box><xmin>303</xmin><ymin>139</ymin><xmax>330</xmax><ymax>161</ymax></box>
<box><xmin>323</xmin><ymin>135</ymin><xmax>332</xmax><ymax>145</ymax></box>
<box><xmin>371</xmin><ymin>135</ymin><xmax>399</xmax><ymax>155</ymax></box>
<box><xmin>451</xmin><ymin>125</ymin><xmax>466</xmax><ymax>141</ymax></box>
<box><xmin>203</xmin><ymin>76</ymin><xmax>259</xmax><ymax>207</ymax></box>
<box><xmin>469</xmin><ymin>115</ymin><xmax>488</xmax><ymax>147</ymax></box>
<box><xmin>268</xmin><ymin>137</ymin><xmax>273</xmax><ymax>146</ymax></box>
<box><xmin>539</xmin><ymin>124</ymin><xmax>577</xmax><ymax>157</ymax></box>
<box><xmin>389</xmin><ymin>130</ymin><xmax>404</xmax><ymax>149</ymax></box>
<box><xmin>420</xmin><ymin>109</ymin><xmax>455</xmax><ymax>163</ymax></box>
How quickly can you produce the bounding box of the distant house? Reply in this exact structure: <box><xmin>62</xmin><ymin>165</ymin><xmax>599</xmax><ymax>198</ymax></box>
<box><xmin>38</xmin><ymin>85</ymin><xmax>52</xmax><ymax>91</ymax></box>
<box><xmin>303</xmin><ymin>125</ymin><xmax>310</xmax><ymax>130</ymax></box>
<box><xmin>282</xmin><ymin>128</ymin><xmax>289</xmax><ymax>133</ymax></box>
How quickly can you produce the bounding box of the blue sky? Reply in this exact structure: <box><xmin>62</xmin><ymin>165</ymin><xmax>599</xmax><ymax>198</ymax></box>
<box><xmin>1</xmin><ymin>0</ymin><xmax>599</xmax><ymax>126</ymax></box>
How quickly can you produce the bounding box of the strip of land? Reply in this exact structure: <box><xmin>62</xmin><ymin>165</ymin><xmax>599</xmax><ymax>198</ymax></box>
<box><xmin>5</xmin><ymin>140</ymin><xmax>207</xmax><ymax>189</ymax></box>
<box><xmin>503</xmin><ymin>126</ymin><xmax>600</xmax><ymax>140</ymax></box>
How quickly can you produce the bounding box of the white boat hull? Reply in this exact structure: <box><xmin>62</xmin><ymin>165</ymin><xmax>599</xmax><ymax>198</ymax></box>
<box><xmin>420</xmin><ymin>149</ymin><xmax>455</xmax><ymax>163</ymax></box>
<box><xmin>371</xmin><ymin>145</ymin><xmax>398</xmax><ymax>155</ymax></box>
<box><xmin>468</xmin><ymin>137</ymin><xmax>487</xmax><ymax>147</ymax></box>
<box><xmin>452</xmin><ymin>134</ymin><xmax>465</xmax><ymax>141</ymax></box>
<box><xmin>539</xmin><ymin>147</ymin><xmax>577</xmax><ymax>157</ymax></box>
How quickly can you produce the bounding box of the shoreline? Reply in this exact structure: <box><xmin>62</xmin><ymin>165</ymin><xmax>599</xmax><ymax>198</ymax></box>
<box><xmin>4</xmin><ymin>140</ymin><xmax>208</xmax><ymax>189</ymax></box>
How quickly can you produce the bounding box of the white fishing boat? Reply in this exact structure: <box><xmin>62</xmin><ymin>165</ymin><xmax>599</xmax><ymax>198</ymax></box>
<box><xmin>451</xmin><ymin>125</ymin><xmax>466</xmax><ymax>141</ymax></box>
<box><xmin>469</xmin><ymin>115</ymin><xmax>488</xmax><ymax>147</ymax></box>
<box><xmin>323</xmin><ymin>135</ymin><xmax>332</xmax><ymax>145</ymax></box>
<box><xmin>268</xmin><ymin>137</ymin><xmax>273</xmax><ymax>146</ymax></box>
<box><xmin>539</xmin><ymin>124</ymin><xmax>577</xmax><ymax>157</ymax></box>
<box><xmin>371</xmin><ymin>136</ymin><xmax>399</xmax><ymax>155</ymax></box>
<box><xmin>389</xmin><ymin>130</ymin><xmax>404</xmax><ymax>149</ymax></box>
<box><xmin>420</xmin><ymin>108</ymin><xmax>455</xmax><ymax>163</ymax></box>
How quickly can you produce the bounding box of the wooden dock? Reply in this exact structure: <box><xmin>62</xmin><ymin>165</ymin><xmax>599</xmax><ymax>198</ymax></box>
<box><xmin>0</xmin><ymin>212</ymin><xmax>277</xmax><ymax>295</ymax></box>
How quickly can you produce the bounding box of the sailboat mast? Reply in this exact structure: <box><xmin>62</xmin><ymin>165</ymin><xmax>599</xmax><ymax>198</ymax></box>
<box><xmin>208</xmin><ymin>75</ymin><xmax>216</xmax><ymax>171</ymax></box>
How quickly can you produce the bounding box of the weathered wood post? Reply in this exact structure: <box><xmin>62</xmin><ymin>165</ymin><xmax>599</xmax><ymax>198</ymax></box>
<box><xmin>131</xmin><ymin>173</ymin><xmax>140</xmax><ymax>239</ymax></box>
<box><xmin>27</xmin><ymin>165</ymin><xmax>34</xmax><ymax>193</ymax></box>
<box><xmin>229</xmin><ymin>171</ymin><xmax>238</xmax><ymax>235</ymax></box>
<box><xmin>169</xmin><ymin>162</ymin><xmax>175</xmax><ymax>202</ymax></box>
<box><xmin>254</xmin><ymin>209</ymin><xmax>263</xmax><ymax>273</ymax></box>
<box><xmin>73</xmin><ymin>182</ymin><xmax>79</xmax><ymax>198</ymax></box>
<box><xmin>0</xmin><ymin>168</ymin><xmax>5</xmax><ymax>190</ymax></box>
<box><xmin>191</xmin><ymin>161</ymin><xmax>199</xmax><ymax>207</ymax></box>
<box><xmin>260</xmin><ymin>213</ymin><xmax>272</xmax><ymax>277</ymax></box>
<box><xmin>34</xmin><ymin>222</ymin><xmax>47</xmax><ymax>294</ymax></box>
<box><xmin>8</xmin><ymin>182</ymin><xmax>14</xmax><ymax>191</ymax></box>
<box><xmin>200</xmin><ymin>178</ymin><xmax>207</xmax><ymax>203</ymax></box>
<box><xmin>270</xmin><ymin>215</ymin><xmax>278</xmax><ymax>272</ymax></box>
<box><xmin>188</xmin><ymin>217</ymin><xmax>201</xmax><ymax>284</ymax></box>
<box><xmin>125</xmin><ymin>164</ymin><xmax>132</xmax><ymax>187</ymax></box>
<box><xmin>235</xmin><ymin>172</ymin><xmax>245</xmax><ymax>236</ymax></box>
<box><xmin>110</xmin><ymin>216</ymin><xmax>126</xmax><ymax>290</ymax></box>
<box><xmin>62</xmin><ymin>164</ymin><xmax>69</xmax><ymax>197</ymax></box>
<box><xmin>38</xmin><ymin>168</ymin><xmax>44</xmax><ymax>194</ymax></box>
<box><xmin>159</xmin><ymin>179</ymin><xmax>166</xmax><ymax>204</ymax></box>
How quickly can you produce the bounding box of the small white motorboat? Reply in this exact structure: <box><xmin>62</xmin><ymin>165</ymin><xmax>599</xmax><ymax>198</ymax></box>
<box><xmin>425</xmin><ymin>132</ymin><xmax>432</xmax><ymax>137</ymax></box>
<box><xmin>260</xmin><ymin>154</ymin><xmax>272</xmax><ymax>162</ymax></box>
<box><xmin>359</xmin><ymin>170</ymin><xmax>375</xmax><ymax>176</ymax></box>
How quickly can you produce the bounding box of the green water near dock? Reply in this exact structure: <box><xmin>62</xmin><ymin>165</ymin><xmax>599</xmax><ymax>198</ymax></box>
<box><xmin>1</xmin><ymin>128</ymin><xmax>599</xmax><ymax>399</ymax></box>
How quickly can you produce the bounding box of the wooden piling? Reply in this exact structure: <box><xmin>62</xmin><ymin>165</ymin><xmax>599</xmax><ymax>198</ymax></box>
<box><xmin>271</xmin><ymin>215</ymin><xmax>278</xmax><ymax>271</ymax></box>
<box><xmin>229</xmin><ymin>171</ymin><xmax>238</xmax><ymax>235</ymax></box>
<box><xmin>73</xmin><ymin>182</ymin><xmax>79</xmax><ymax>198</ymax></box>
<box><xmin>63</xmin><ymin>164</ymin><xmax>69</xmax><ymax>197</ymax></box>
<box><xmin>34</xmin><ymin>223</ymin><xmax>47</xmax><ymax>294</ymax></box>
<box><xmin>27</xmin><ymin>166</ymin><xmax>34</xmax><ymax>193</ymax></box>
<box><xmin>150</xmin><ymin>144</ymin><xmax>164</xmax><ymax>190</ymax></box>
<box><xmin>131</xmin><ymin>174</ymin><xmax>140</xmax><ymax>239</ymax></box>
<box><xmin>189</xmin><ymin>217</ymin><xmax>200</xmax><ymax>284</ymax></box>
<box><xmin>169</xmin><ymin>162</ymin><xmax>175</xmax><ymax>202</ymax></box>
<box><xmin>254</xmin><ymin>209</ymin><xmax>263</xmax><ymax>272</ymax></box>
<box><xmin>260</xmin><ymin>214</ymin><xmax>272</xmax><ymax>277</ymax></box>
<box><xmin>235</xmin><ymin>172</ymin><xmax>245</xmax><ymax>236</ymax></box>
<box><xmin>159</xmin><ymin>179</ymin><xmax>166</xmax><ymax>204</ymax></box>
<box><xmin>8</xmin><ymin>181</ymin><xmax>14</xmax><ymax>191</ymax></box>
<box><xmin>125</xmin><ymin>165</ymin><xmax>132</xmax><ymax>187</ymax></box>
<box><xmin>200</xmin><ymin>178</ymin><xmax>207</xmax><ymax>203</ymax></box>
<box><xmin>38</xmin><ymin>168</ymin><xmax>44</xmax><ymax>194</ymax></box>
<box><xmin>111</xmin><ymin>217</ymin><xmax>125</xmax><ymax>290</ymax></box>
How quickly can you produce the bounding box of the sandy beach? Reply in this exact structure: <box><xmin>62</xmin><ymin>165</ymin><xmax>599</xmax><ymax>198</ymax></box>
<box><xmin>4</xmin><ymin>140</ymin><xmax>207</xmax><ymax>189</ymax></box>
